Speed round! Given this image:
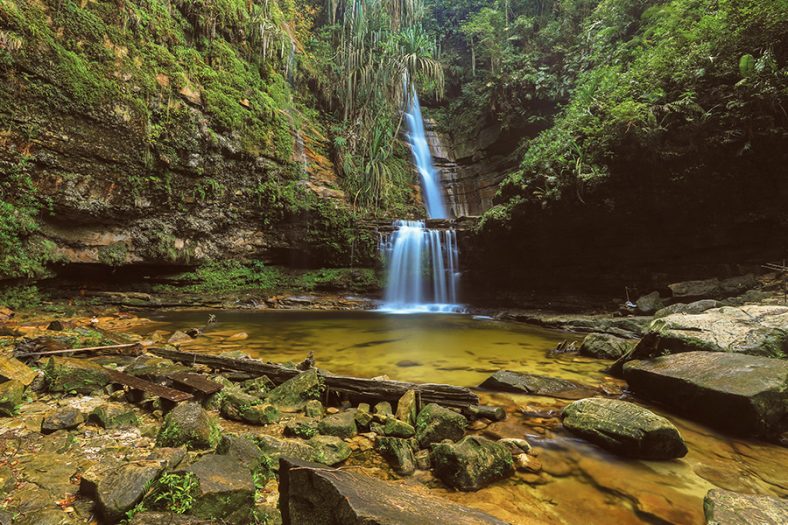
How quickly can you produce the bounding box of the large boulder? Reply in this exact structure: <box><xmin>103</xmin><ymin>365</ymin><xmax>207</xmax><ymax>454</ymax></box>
<box><xmin>44</xmin><ymin>357</ymin><xmax>110</xmax><ymax>394</ymax></box>
<box><xmin>430</xmin><ymin>436</ymin><xmax>514</xmax><ymax>491</ymax></box>
<box><xmin>157</xmin><ymin>402</ymin><xmax>220</xmax><ymax>450</ymax></box>
<box><xmin>479</xmin><ymin>370</ymin><xmax>597</xmax><ymax>399</ymax></box>
<box><xmin>187</xmin><ymin>454</ymin><xmax>255</xmax><ymax>520</ymax></box>
<box><xmin>623</xmin><ymin>352</ymin><xmax>788</xmax><ymax>438</ymax></box>
<box><xmin>0</xmin><ymin>380</ymin><xmax>24</xmax><ymax>416</ymax></box>
<box><xmin>654</xmin><ymin>299</ymin><xmax>721</xmax><ymax>319</ymax></box>
<box><xmin>96</xmin><ymin>461</ymin><xmax>163</xmax><ymax>522</ymax></box>
<box><xmin>703</xmin><ymin>489</ymin><xmax>788</xmax><ymax>525</ymax></box>
<box><xmin>265</xmin><ymin>369</ymin><xmax>323</xmax><ymax>412</ymax></box>
<box><xmin>579</xmin><ymin>334</ymin><xmax>635</xmax><ymax>360</ymax></box>
<box><xmin>415</xmin><ymin>403</ymin><xmax>466</xmax><ymax>447</ymax></box>
<box><xmin>278</xmin><ymin>457</ymin><xmax>508</xmax><ymax>524</ymax></box>
<box><xmin>560</xmin><ymin>398</ymin><xmax>687</xmax><ymax>459</ymax></box>
<box><xmin>668</xmin><ymin>274</ymin><xmax>757</xmax><ymax>301</ymax></box>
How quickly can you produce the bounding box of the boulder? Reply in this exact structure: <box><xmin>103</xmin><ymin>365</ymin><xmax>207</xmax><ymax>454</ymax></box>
<box><xmin>371</xmin><ymin>417</ymin><xmax>415</xmax><ymax>438</ymax></box>
<box><xmin>395</xmin><ymin>390</ymin><xmax>418</xmax><ymax>426</ymax></box>
<box><xmin>479</xmin><ymin>370</ymin><xmax>597</xmax><ymax>399</ymax></box>
<box><xmin>375</xmin><ymin>437</ymin><xmax>416</xmax><ymax>475</ymax></box>
<box><xmin>220</xmin><ymin>387</ymin><xmax>280</xmax><ymax>425</ymax></box>
<box><xmin>318</xmin><ymin>410</ymin><xmax>357</xmax><ymax>438</ymax></box>
<box><xmin>187</xmin><ymin>454</ymin><xmax>254</xmax><ymax>520</ymax></box>
<box><xmin>157</xmin><ymin>402</ymin><xmax>220</xmax><ymax>450</ymax></box>
<box><xmin>125</xmin><ymin>357</ymin><xmax>189</xmax><ymax>383</ymax></box>
<box><xmin>97</xmin><ymin>461</ymin><xmax>163</xmax><ymax>522</ymax></box>
<box><xmin>257</xmin><ymin>435</ymin><xmax>351</xmax><ymax>466</ymax></box>
<box><xmin>0</xmin><ymin>380</ymin><xmax>24</xmax><ymax>416</ymax></box>
<box><xmin>278</xmin><ymin>457</ymin><xmax>508</xmax><ymax>524</ymax></box>
<box><xmin>579</xmin><ymin>334</ymin><xmax>635</xmax><ymax>360</ymax></box>
<box><xmin>239</xmin><ymin>375</ymin><xmax>274</xmax><ymax>397</ymax></box>
<box><xmin>284</xmin><ymin>417</ymin><xmax>319</xmax><ymax>439</ymax></box>
<box><xmin>304</xmin><ymin>399</ymin><xmax>325</xmax><ymax>418</ymax></box>
<box><xmin>668</xmin><ymin>274</ymin><xmax>757</xmax><ymax>300</ymax></box>
<box><xmin>635</xmin><ymin>292</ymin><xmax>665</xmax><ymax>315</ymax></box>
<box><xmin>88</xmin><ymin>403</ymin><xmax>139</xmax><ymax>429</ymax></box>
<box><xmin>264</xmin><ymin>369</ymin><xmax>323</xmax><ymax>412</ymax></box>
<box><xmin>415</xmin><ymin>403</ymin><xmax>467</xmax><ymax>447</ymax></box>
<box><xmin>41</xmin><ymin>407</ymin><xmax>84</xmax><ymax>434</ymax></box>
<box><xmin>654</xmin><ymin>299</ymin><xmax>721</xmax><ymax>319</ymax></box>
<box><xmin>44</xmin><ymin>357</ymin><xmax>110</xmax><ymax>394</ymax></box>
<box><xmin>307</xmin><ymin>435</ymin><xmax>353</xmax><ymax>466</ymax></box>
<box><xmin>560</xmin><ymin>398</ymin><xmax>687</xmax><ymax>459</ymax></box>
<box><xmin>623</xmin><ymin>352</ymin><xmax>788</xmax><ymax>437</ymax></box>
<box><xmin>216</xmin><ymin>434</ymin><xmax>265</xmax><ymax>471</ymax></box>
<box><xmin>354</xmin><ymin>403</ymin><xmax>373</xmax><ymax>427</ymax></box>
<box><xmin>703</xmin><ymin>488</ymin><xmax>788</xmax><ymax>525</ymax></box>
<box><xmin>430</xmin><ymin>436</ymin><xmax>514</xmax><ymax>491</ymax></box>
<box><xmin>167</xmin><ymin>331</ymin><xmax>193</xmax><ymax>344</ymax></box>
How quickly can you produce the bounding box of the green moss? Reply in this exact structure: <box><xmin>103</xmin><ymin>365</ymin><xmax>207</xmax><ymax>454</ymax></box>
<box><xmin>98</xmin><ymin>243</ymin><xmax>129</xmax><ymax>267</ymax></box>
<box><xmin>149</xmin><ymin>472</ymin><xmax>198</xmax><ymax>514</ymax></box>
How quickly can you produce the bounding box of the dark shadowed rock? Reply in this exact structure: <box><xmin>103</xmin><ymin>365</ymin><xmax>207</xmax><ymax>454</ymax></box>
<box><xmin>157</xmin><ymin>402</ymin><xmax>220</xmax><ymax>450</ymax></box>
<box><xmin>278</xmin><ymin>457</ymin><xmax>508</xmax><ymax>524</ymax></box>
<box><xmin>430</xmin><ymin>436</ymin><xmax>514</xmax><ymax>491</ymax></box>
<box><xmin>623</xmin><ymin>352</ymin><xmax>788</xmax><ymax>437</ymax></box>
<box><xmin>0</xmin><ymin>380</ymin><xmax>24</xmax><ymax>416</ymax></box>
<box><xmin>97</xmin><ymin>461</ymin><xmax>163</xmax><ymax>522</ymax></box>
<box><xmin>579</xmin><ymin>334</ymin><xmax>635</xmax><ymax>360</ymax></box>
<box><xmin>635</xmin><ymin>291</ymin><xmax>665</xmax><ymax>315</ymax></box>
<box><xmin>561</xmin><ymin>398</ymin><xmax>687</xmax><ymax>459</ymax></box>
<box><xmin>375</xmin><ymin>437</ymin><xmax>416</xmax><ymax>475</ymax></box>
<box><xmin>187</xmin><ymin>454</ymin><xmax>255</xmax><ymax>520</ymax></box>
<box><xmin>703</xmin><ymin>489</ymin><xmax>788</xmax><ymax>525</ymax></box>
<box><xmin>42</xmin><ymin>407</ymin><xmax>84</xmax><ymax>434</ymax></box>
<box><xmin>479</xmin><ymin>370</ymin><xmax>597</xmax><ymax>399</ymax></box>
<box><xmin>216</xmin><ymin>434</ymin><xmax>265</xmax><ymax>471</ymax></box>
<box><xmin>654</xmin><ymin>299</ymin><xmax>721</xmax><ymax>318</ymax></box>
<box><xmin>415</xmin><ymin>403</ymin><xmax>466</xmax><ymax>447</ymax></box>
<box><xmin>130</xmin><ymin>512</ymin><xmax>210</xmax><ymax>524</ymax></box>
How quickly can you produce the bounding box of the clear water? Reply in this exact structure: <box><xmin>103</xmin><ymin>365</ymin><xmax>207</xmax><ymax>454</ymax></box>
<box><xmin>404</xmin><ymin>88</ymin><xmax>447</xmax><ymax>219</ymax></box>
<box><xmin>132</xmin><ymin>310</ymin><xmax>788</xmax><ymax>524</ymax></box>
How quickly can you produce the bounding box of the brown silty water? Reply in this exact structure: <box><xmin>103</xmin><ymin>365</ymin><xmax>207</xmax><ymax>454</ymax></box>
<box><xmin>135</xmin><ymin>310</ymin><xmax>788</xmax><ymax>524</ymax></box>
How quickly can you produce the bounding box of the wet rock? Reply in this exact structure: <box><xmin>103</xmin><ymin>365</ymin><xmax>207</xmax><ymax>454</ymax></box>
<box><xmin>623</xmin><ymin>352</ymin><xmax>788</xmax><ymax>437</ymax></box>
<box><xmin>395</xmin><ymin>389</ymin><xmax>418</xmax><ymax>425</ymax></box>
<box><xmin>88</xmin><ymin>403</ymin><xmax>139</xmax><ymax>429</ymax></box>
<box><xmin>257</xmin><ymin>435</ymin><xmax>351</xmax><ymax>466</ymax></box>
<box><xmin>264</xmin><ymin>369</ymin><xmax>323</xmax><ymax>412</ymax></box>
<box><xmin>415</xmin><ymin>403</ymin><xmax>467</xmax><ymax>447</ymax></box>
<box><xmin>147</xmin><ymin>447</ymin><xmax>187</xmax><ymax>469</ymax></box>
<box><xmin>13</xmin><ymin>509</ymin><xmax>75</xmax><ymax>525</ymax></box>
<box><xmin>187</xmin><ymin>454</ymin><xmax>254</xmax><ymax>520</ymax></box>
<box><xmin>97</xmin><ymin>461</ymin><xmax>163</xmax><ymax>522</ymax></box>
<box><xmin>46</xmin><ymin>320</ymin><xmax>65</xmax><ymax>331</ymax></box>
<box><xmin>157</xmin><ymin>402</ymin><xmax>220</xmax><ymax>450</ymax></box>
<box><xmin>41</xmin><ymin>407</ymin><xmax>84</xmax><ymax>434</ymax></box>
<box><xmin>318</xmin><ymin>410</ymin><xmax>357</xmax><ymax>438</ymax></box>
<box><xmin>668</xmin><ymin>275</ymin><xmax>758</xmax><ymax>300</ymax></box>
<box><xmin>430</xmin><ymin>436</ymin><xmax>514</xmax><ymax>491</ymax></box>
<box><xmin>354</xmin><ymin>403</ymin><xmax>373</xmax><ymax>427</ymax></box>
<box><xmin>220</xmin><ymin>386</ymin><xmax>280</xmax><ymax>425</ymax></box>
<box><xmin>304</xmin><ymin>399</ymin><xmax>325</xmax><ymax>418</ymax></box>
<box><xmin>44</xmin><ymin>357</ymin><xmax>110</xmax><ymax>394</ymax></box>
<box><xmin>579</xmin><ymin>334</ymin><xmax>635</xmax><ymax>360</ymax></box>
<box><xmin>371</xmin><ymin>417</ymin><xmax>415</xmax><ymax>438</ymax></box>
<box><xmin>278</xmin><ymin>457</ymin><xmax>508</xmax><ymax>524</ymax></box>
<box><xmin>703</xmin><ymin>488</ymin><xmax>787</xmax><ymax>525</ymax></box>
<box><xmin>130</xmin><ymin>512</ymin><xmax>210</xmax><ymax>524</ymax></box>
<box><xmin>167</xmin><ymin>331</ymin><xmax>193</xmax><ymax>344</ymax></box>
<box><xmin>216</xmin><ymin>434</ymin><xmax>265</xmax><ymax>470</ymax></box>
<box><xmin>284</xmin><ymin>417</ymin><xmax>319</xmax><ymax>439</ymax></box>
<box><xmin>376</xmin><ymin>437</ymin><xmax>416</xmax><ymax>475</ymax></box>
<box><xmin>0</xmin><ymin>380</ymin><xmax>24</xmax><ymax>416</ymax></box>
<box><xmin>396</xmin><ymin>360</ymin><xmax>422</xmax><ymax>368</ymax></box>
<box><xmin>498</xmin><ymin>438</ymin><xmax>532</xmax><ymax>455</ymax></box>
<box><xmin>654</xmin><ymin>299</ymin><xmax>721</xmax><ymax>318</ymax></box>
<box><xmin>479</xmin><ymin>370</ymin><xmax>597</xmax><ymax>399</ymax></box>
<box><xmin>636</xmin><ymin>292</ymin><xmax>665</xmax><ymax>315</ymax></box>
<box><xmin>239</xmin><ymin>375</ymin><xmax>274</xmax><ymax>397</ymax></box>
<box><xmin>514</xmin><ymin>454</ymin><xmax>542</xmax><ymax>473</ymax></box>
<box><xmin>561</xmin><ymin>398</ymin><xmax>687</xmax><ymax>459</ymax></box>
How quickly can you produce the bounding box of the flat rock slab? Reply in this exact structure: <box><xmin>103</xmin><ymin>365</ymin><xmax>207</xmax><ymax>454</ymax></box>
<box><xmin>561</xmin><ymin>398</ymin><xmax>687</xmax><ymax>459</ymax></box>
<box><xmin>623</xmin><ymin>352</ymin><xmax>788</xmax><ymax>437</ymax></box>
<box><xmin>479</xmin><ymin>370</ymin><xmax>597</xmax><ymax>400</ymax></box>
<box><xmin>704</xmin><ymin>489</ymin><xmax>788</xmax><ymax>525</ymax></box>
<box><xmin>279</xmin><ymin>457</ymin><xmax>508</xmax><ymax>525</ymax></box>
<box><xmin>186</xmin><ymin>454</ymin><xmax>254</xmax><ymax>520</ymax></box>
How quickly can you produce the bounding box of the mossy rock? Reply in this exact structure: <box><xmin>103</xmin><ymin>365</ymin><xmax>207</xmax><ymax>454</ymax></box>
<box><xmin>0</xmin><ymin>380</ymin><xmax>25</xmax><ymax>416</ymax></box>
<box><xmin>256</xmin><ymin>435</ymin><xmax>350</xmax><ymax>466</ymax></box>
<box><xmin>430</xmin><ymin>436</ymin><xmax>514</xmax><ymax>491</ymax></box>
<box><xmin>395</xmin><ymin>390</ymin><xmax>418</xmax><ymax>426</ymax></box>
<box><xmin>264</xmin><ymin>369</ymin><xmax>324</xmax><ymax>412</ymax></box>
<box><xmin>415</xmin><ymin>403</ymin><xmax>467</xmax><ymax>447</ymax></box>
<box><xmin>44</xmin><ymin>356</ymin><xmax>110</xmax><ymax>395</ymax></box>
<box><xmin>304</xmin><ymin>399</ymin><xmax>325</xmax><ymax>418</ymax></box>
<box><xmin>220</xmin><ymin>386</ymin><xmax>280</xmax><ymax>425</ymax></box>
<box><xmin>89</xmin><ymin>403</ymin><xmax>139</xmax><ymax>429</ymax></box>
<box><xmin>187</xmin><ymin>454</ymin><xmax>255</xmax><ymax>520</ymax></box>
<box><xmin>376</xmin><ymin>437</ymin><xmax>416</xmax><ymax>475</ymax></box>
<box><xmin>317</xmin><ymin>410</ymin><xmax>357</xmax><ymax>438</ymax></box>
<box><xmin>239</xmin><ymin>375</ymin><xmax>275</xmax><ymax>397</ymax></box>
<box><xmin>371</xmin><ymin>417</ymin><xmax>415</xmax><ymax>438</ymax></box>
<box><xmin>157</xmin><ymin>402</ymin><xmax>221</xmax><ymax>450</ymax></box>
<box><xmin>216</xmin><ymin>434</ymin><xmax>267</xmax><ymax>472</ymax></box>
<box><xmin>284</xmin><ymin>417</ymin><xmax>320</xmax><ymax>439</ymax></box>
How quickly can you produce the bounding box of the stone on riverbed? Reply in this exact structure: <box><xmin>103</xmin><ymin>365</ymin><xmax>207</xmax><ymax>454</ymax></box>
<box><xmin>187</xmin><ymin>454</ymin><xmax>254</xmax><ymax>520</ymax></box>
<box><xmin>560</xmin><ymin>398</ymin><xmax>687</xmax><ymax>459</ymax></box>
<box><xmin>635</xmin><ymin>291</ymin><xmax>665</xmax><ymax>315</ymax></box>
<box><xmin>44</xmin><ymin>357</ymin><xmax>110</xmax><ymax>394</ymax></box>
<box><xmin>220</xmin><ymin>386</ymin><xmax>280</xmax><ymax>425</ymax></box>
<box><xmin>371</xmin><ymin>417</ymin><xmax>415</xmax><ymax>438</ymax></box>
<box><xmin>284</xmin><ymin>417</ymin><xmax>319</xmax><ymax>439</ymax></box>
<box><xmin>264</xmin><ymin>369</ymin><xmax>323</xmax><ymax>412</ymax></box>
<box><xmin>479</xmin><ymin>370</ymin><xmax>598</xmax><ymax>399</ymax></box>
<box><xmin>216</xmin><ymin>434</ymin><xmax>266</xmax><ymax>470</ymax></box>
<box><xmin>257</xmin><ymin>434</ymin><xmax>351</xmax><ymax>466</ymax></box>
<box><xmin>0</xmin><ymin>380</ymin><xmax>24</xmax><ymax>416</ymax></box>
<box><xmin>41</xmin><ymin>407</ymin><xmax>84</xmax><ymax>434</ymax></box>
<box><xmin>157</xmin><ymin>402</ymin><xmax>220</xmax><ymax>450</ymax></box>
<box><xmin>415</xmin><ymin>403</ymin><xmax>467</xmax><ymax>447</ymax></box>
<box><xmin>130</xmin><ymin>512</ymin><xmax>210</xmax><ymax>524</ymax></box>
<box><xmin>395</xmin><ymin>389</ymin><xmax>418</xmax><ymax>425</ymax></box>
<box><xmin>376</xmin><ymin>437</ymin><xmax>416</xmax><ymax>475</ymax></box>
<box><xmin>623</xmin><ymin>352</ymin><xmax>788</xmax><ymax>437</ymax></box>
<box><xmin>318</xmin><ymin>410</ymin><xmax>357</xmax><ymax>438</ymax></box>
<box><xmin>703</xmin><ymin>488</ymin><xmax>788</xmax><ymax>525</ymax></box>
<box><xmin>579</xmin><ymin>334</ymin><xmax>635</xmax><ymax>360</ymax></box>
<box><xmin>278</xmin><ymin>456</ymin><xmax>508</xmax><ymax>524</ymax></box>
<box><xmin>304</xmin><ymin>399</ymin><xmax>325</xmax><ymax>418</ymax></box>
<box><xmin>89</xmin><ymin>403</ymin><xmax>139</xmax><ymax>429</ymax></box>
<box><xmin>430</xmin><ymin>436</ymin><xmax>514</xmax><ymax>491</ymax></box>
<box><xmin>654</xmin><ymin>299</ymin><xmax>720</xmax><ymax>318</ymax></box>
<box><xmin>97</xmin><ymin>461</ymin><xmax>163</xmax><ymax>522</ymax></box>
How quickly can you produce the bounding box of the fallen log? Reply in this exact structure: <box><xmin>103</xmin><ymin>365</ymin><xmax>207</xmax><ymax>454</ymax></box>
<box><xmin>15</xmin><ymin>343</ymin><xmax>144</xmax><ymax>359</ymax></box>
<box><xmin>105</xmin><ymin>368</ymin><xmax>194</xmax><ymax>403</ymax></box>
<box><xmin>149</xmin><ymin>347</ymin><xmax>480</xmax><ymax>410</ymax></box>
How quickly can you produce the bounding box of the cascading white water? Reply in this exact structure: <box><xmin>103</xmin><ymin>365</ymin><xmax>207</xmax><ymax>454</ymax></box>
<box><xmin>379</xmin><ymin>220</ymin><xmax>460</xmax><ymax>313</ymax></box>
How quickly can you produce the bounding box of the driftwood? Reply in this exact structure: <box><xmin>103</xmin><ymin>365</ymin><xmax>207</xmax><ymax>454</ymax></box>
<box><xmin>167</xmin><ymin>371</ymin><xmax>223</xmax><ymax>395</ymax></box>
<box><xmin>105</xmin><ymin>369</ymin><xmax>194</xmax><ymax>403</ymax></box>
<box><xmin>149</xmin><ymin>347</ymin><xmax>480</xmax><ymax>410</ymax></box>
<box><xmin>15</xmin><ymin>343</ymin><xmax>144</xmax><ymax>359</ymax></box>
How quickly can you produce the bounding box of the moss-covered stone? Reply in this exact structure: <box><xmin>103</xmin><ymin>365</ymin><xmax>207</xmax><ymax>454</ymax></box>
<box><xmin>41</xmin><ymin>407</ymin><xmax>84</xmax><ymax>434</ymax></box>
<box><xmin>264</xmin><ymin>369</ymin><xmax>323</xmax><ymax>412</ymax></box>
<box><xmin>371</xmin><ymin>417</ymin><xmax>415</xmax><ymax>438</ymax></box>
<box><xmin>0</xmin><ymin>380</ymin><xmax>25</xmax><ymax>416</ymax></box>
<box><xmin>239</xmin><ymin>375</ymin><xmax>275</xmax><ymax>397</ymax></box>
<box><xmin>216</xmin><ymin>434</ymin><xmax>265</xmax><ymax>471</ymax></box>
<box><xmin>354</xmin><ymin>403</ymin><xmax>373</xmax><ymax>428</ymax></box>
<box><xmin>318</xmin><ymin>410</ymin><xmax>357</xmax><ymax>438</ymax></box>
<box><xmin>220</xmin><ymin>386</ymin><xmax>280</xmax><ymax>425</ymax></box>
<box><xmin>430</xmin><ymin>436</ymin><xmax>514</xmax><ymax>491</ymax></box>
<box><xmin>44</xmin><ymin>356</ymin><xmax>110</xmax><ymax>394</ymax></box>
<box><xmin>97</xmin><ymin>461</ymin><xmax>163</xmax><ymax>522</ymax></box>
<box><xmin>395</xmin><ymin>390</ymin><xmax>418</xmax><ymax>426</ymax></box>
<box><xmin>304</xmin><ymin>399</ymin><xmax>325</xmax><ymax>418</ymax></box>
<box><xmin>376</xmin><ymin>437</ymin><xmax>416</xmax><ymax>475</ymax></box>
<box><xmin>256</xmin><ymin>435</ymin><xmax>350</xmax><ymax>466</ymax></box>
<box><xmin>187</xmin><ymin>454</ymin><xmax>255</xmax><ymax>520</ymax></box>
<box><xmin>415</xmin><ymin>403</ymin><xmax>467</xmax><ymax>447</ymax></box>
<box><xmin>284</xmin><ymin>417</ymin><xmax>319</xmax><ymax>439</ymax></box>
<box><xmin>157</xmin><ymin>402</ymin><xmax>220</xmax><ymax>450</ymax></box>
<box><xmin>89</xmin><ymin>403</ymin><xmax>139</xmax><ymax>429</ymax></box>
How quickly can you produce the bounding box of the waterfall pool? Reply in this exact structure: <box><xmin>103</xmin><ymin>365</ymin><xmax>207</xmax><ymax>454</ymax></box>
<box><xmin>133</xmin><ymin>309</ymin><xmax>787</xmax><ymax>524</ymax></box>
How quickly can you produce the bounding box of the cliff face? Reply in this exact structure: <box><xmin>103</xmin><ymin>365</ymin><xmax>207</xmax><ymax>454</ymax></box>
<box><xmin>0</xmin><ymin>0</ymin><xmax>375</xmax><ymax>280</ymax></box>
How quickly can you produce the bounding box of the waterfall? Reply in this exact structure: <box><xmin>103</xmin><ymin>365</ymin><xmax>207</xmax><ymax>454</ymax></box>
<box><xmin>379</xmin><ymin>221</ymin><xmax>461</xmax><ymax>313</ymax></box>
<box><xmin>404</xmin><ymin>88</ymin><xmax>448</xmax><ymax>220</ymax></box>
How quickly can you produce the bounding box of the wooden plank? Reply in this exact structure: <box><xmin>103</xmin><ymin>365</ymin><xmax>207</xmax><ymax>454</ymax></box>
<box><xmin>15</xmin><ymin>343</ymin><xmax>144</xmax><ymax>359</ymax></box>
<box><xmin>148</xmin><ymin>347</ymin><xmax>479</xmax><ymax>409</ymax></box>
<box><xmin>167</xmin><ymin>372</ymin><xmax>223</xmax><ymax>395</ymax></box>
<box><xmin>0</xmin><ymin>357</ymin><xmax>37</xmax><ymax>386</ymax></box>
<box><xmin>105</xmin><ymin>369</ymin><xmax>193</xmax><ymax>403</ymax></box>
